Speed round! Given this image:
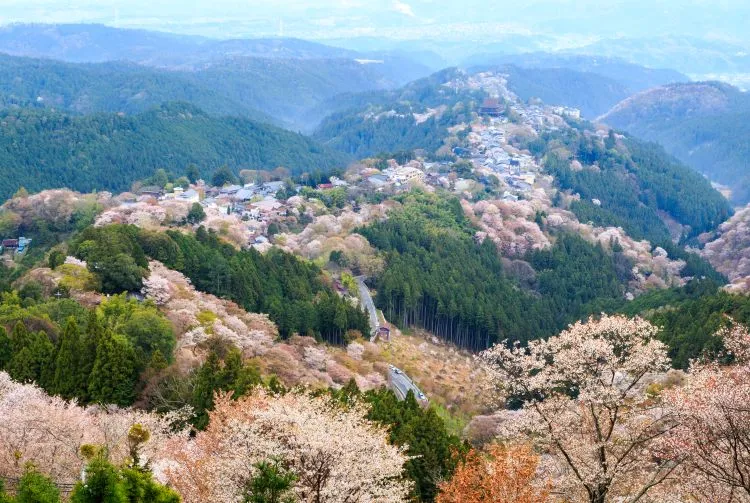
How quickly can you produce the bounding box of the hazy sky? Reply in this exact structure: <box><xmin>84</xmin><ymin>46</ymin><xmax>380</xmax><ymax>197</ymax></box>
<box><xmin>0</xmin><ymin>0</ymin><xmax>748</xmax><ymax>46</ymax></box>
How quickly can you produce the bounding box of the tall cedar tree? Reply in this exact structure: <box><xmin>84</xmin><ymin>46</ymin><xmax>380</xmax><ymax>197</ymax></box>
<box><xmin>53</xmin><ymin>317</ymin><xmax>82</xmax><ymax>399</ymax></box>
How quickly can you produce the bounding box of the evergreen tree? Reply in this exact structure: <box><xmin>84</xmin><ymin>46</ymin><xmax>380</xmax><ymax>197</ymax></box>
<box><xmin>14</xmin><ymin>465</ymin><xmax>61</xmax><ymax>503</ymax></box>
<box><xmin>191</xmin><ymin>350</ymin><xmax>222</xmax><ymax>429</ymax></box>
<box><xmin>53</xmin><ymin>318</ymin><xmax>82</xmax><ymax>399</ymax></box>
<box><xmin>77</xmin><ymin>311</ymin><xmax>104</xmax><ymax>400</ymax></box>
<box><xmin>186</xmin><ymin>164</ymin><xmax>200</xmax><ymax>184</ymax></box>
<box><xmin>7</xmin><ymin>324</ymin><xmax>56</xmax><ymax>387</ymax></box>
<box><xmin>242</xmin><ymin>459</ymin><xmax>296</xmax><ymax>503</ymax></box>
<box><xmin>186</xmin><ymin>203</ymin><xmax>206</xmax><ymax>225</ymax></box>
<box><xmin>87</xmin><ymin>331</ymin><xmax>138</xmax><ymax>406</ymax></box>
<box><xmin>70</xmin><ymin>457</ymin><xmax>127</xmax><ymax>503</ymax></box>
<box><xmin>0</xmin><ymin>326</ymin><xmax>11</xmax><ymax>369</ymax></box>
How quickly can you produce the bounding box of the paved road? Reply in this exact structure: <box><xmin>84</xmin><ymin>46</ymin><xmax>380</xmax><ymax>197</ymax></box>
<box><xmin>355</xmin><ymin>276</ymin><xmax>379</xmax><ymax>336</ymax></box>
<box><xmin>389</xmin><ymin>366</ymin><xmax>427</xmax><ymax>403</ymax></box>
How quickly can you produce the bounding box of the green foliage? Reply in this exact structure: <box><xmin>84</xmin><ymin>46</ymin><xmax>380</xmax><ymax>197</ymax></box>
<box><xmin>619</xmin><ymin>279</ymin><xmax>750</xmax><ymax>368</ymax></box>
<box><xmin>0</xmin><ymin>103</ymin><xmax>348</xmax><ymax>201</ymax></box>
<box><xmin>13</xmin><ymin>466</ymin><xmax>61</xmax><ymax>503</ymax></box>
<box><xmin>186</xmin><ymin>203</ymin><xmax>206</xmax><ymax>225</ymax></box>
<box><xmin>602</xmin><ymin>82</ymin><xmax>750</xmax><ymax>203</ymax></box>
<box><xmin>72</xmin><ymin>225</ymin><xmax>149</xmax><ymax>294</ymax></box>
<box><xmin>313</xmin><ymin>69</ymin><xmax>481</xmax><ymax>158</ymax></box>
<box><xmin>52</xmin><ymin>318</ymin><xmax>82</xmax><ymax>399</ymax></box>
<box><xmin>211</xmin><ymin>166</ymin><xmax>237</xmax><ymax>187</ymax></box>
<box><xmin>242</xmin><ymin>459</ymin><xmax>297</xmax><ymax>503</ymax></box>
<box><xmin>0</xmin><ymin>326</ymin><xmax>10</xmax><ymax>368</ymax></box>
<box><xmin>185</xmin><ymin>164</ymin><xmax>200</xmax><ymax>184</ymax></box>
<box><xmin>6</xmin><ymin>322</ymin><xmax>56</xmax><ymax>387</ymax></box>
<box><xmin>146</xmin><ymin>227</ymin><xmax>369</xmax><ymax>343</ymax></box>
<box><xmin>360</xmin><ymin>192</ymin><xmax>628</xmax><ymax>349</ymax></box>
<box><xmin>527</xmin><ymin>234</ymin><xmax>625</xmax><ymax>331</ymax></box>
<box><xmin>47</xmin><ymin>251</ymin><xmax>66</xmax><ymax>271</ymax></box>
<box><xmin>119</xmin><ymin>467</ymin><xmax>180</xmax><ymax>503</ymax></box>
<box><xmin>190</xmin><ymin>348</ymin><xmax>262</xmax><ymax>429</ymax></box>
<box><xmin>71</xmin><ymin>456</ymin><xmax>127</xmax><ymax>503</ymax></box>
<box><xmin>542</xmin><ymin>130</ymin><xmax>732</xmax><ymax>244</ymax></box>
<box><xmin>87</xmin><ymin>331</ymin><xmax>138</xmax><ymax>406</ymax></box>
<box><xmin>0</xmin><ymin>291</ymin><xmax>172</xmax><ymax>406</ymax></box>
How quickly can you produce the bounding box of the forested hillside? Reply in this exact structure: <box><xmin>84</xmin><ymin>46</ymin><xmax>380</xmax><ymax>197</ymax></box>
<box><xmin>501</xmin><ymin>65</ymin><xmax>632</xmax><ymax>118</ymax></box>
<box><xmin>360</xmin><ymin>192</ymin><xmax>628</xmax><ymax>350</ymax></box>
<box><xmin>533</xmin><ymin>127</ymin><xmax>733</xmax><ymax>246</ymax></box>
<box><xmin>313</xmin><ymin>69</ymin><xmax>482</xmax><ymax>157</ymax></box>
<box><xmin>601</xmin><ymin>81</ymin><xmax>750</xmax><ymax>202</ymax></box>
<box><xmin>464</xmin><ymin>53</ymin><xmax>687</xmax><ymax>92</ymax></box>
<box><xmin>0</xmin><ymin>52</ymin><xmax>419</xmax><ymax>130</ymax></box>
<box><xmin>0</xmin><ymin>103</ymin><xmax>348</xmax><ymax>200</ymax></box>
<box><xmin>0</xmin><ymin>54</ymin><xmax>272</xmax><ymax>122</ymax></box>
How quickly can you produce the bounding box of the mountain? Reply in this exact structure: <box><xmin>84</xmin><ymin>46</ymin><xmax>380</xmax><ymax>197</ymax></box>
<box><xmin>313</xmin><ymin>68</ymin><xmax>482</xmax><ymax>158</ymax></box>
<box><xmin>0</xmin><ymin>23</ymin><xmax>358</xmax><ymax>66</ymax></box>
<box><xmin>577</xmin><ymin>36</ymin><xmax>750</xmax><ymax>85</ymax></box>
<box><xmin>0</xmin><ymin>102</ymin><xmax>349</xmax><ymax>200</ymax></box>
<box><xmin>600</xmin><ymin>81</ymin><xmax>750</xmax><ymax>203</ymax></box>
<box><xmin>500</xmin><ymin>65</ymin><xmax>633</xmax><ymax>119</ymax></box>
<box><xmin>466</xmin><ymin>53</ymin><xmax>687</xmax><ymax>92</ymax></box>
<box><xmin>188</xmin><ymin>56</ymin><xmax>424</xmax><ymax>130</ymax></box>
<box><xmin>0</xmin><ymin>51</ymin><xmax>431</xmax><ymax>130</ymax></box>
<box><xmin>464</xmin><ymin>55</ymin><xmax>687</xmax><ymax>119</ymax></box>
<box><xmin>0</xmin><ymin>53</ymin><xmax>273</xmax><ymax>122</ymax></box>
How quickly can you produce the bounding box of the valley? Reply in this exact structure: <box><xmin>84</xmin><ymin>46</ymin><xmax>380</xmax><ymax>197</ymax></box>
<box><xmin>1</xmin><ymin>17</ymin><xmax>750</xmax><ymax>503</ymax></box>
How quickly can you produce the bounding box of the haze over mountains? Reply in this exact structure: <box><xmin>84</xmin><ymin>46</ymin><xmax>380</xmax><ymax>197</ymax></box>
<box><xmin>1</xmin><ymin>22</ymin><xmax>749</xmax><ymax>202</ymax></box>
<box><xmin>601</xmin><ymin>81</ymin><xmax>750</xmax><ymax>203</ymax></box>
<box><xmin>4</xmin><ymin>6</ymin><xmax>750</xmax><ymax>502</ymax></box>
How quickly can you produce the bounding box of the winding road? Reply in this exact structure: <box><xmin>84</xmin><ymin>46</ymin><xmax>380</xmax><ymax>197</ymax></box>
<box><xmin>355</xmin><ymin>276</ymin><xmax>380</xmax><ymax>338</ymax></box>
<box><xmin>354</xmin><ymin>276</ymin><xmax>428</xmax><ymax>403</ymax></box>
<box><xmin>389</xmin><ymin>366</ymin><xmax>427</xmax><ymax>403</ymax></box>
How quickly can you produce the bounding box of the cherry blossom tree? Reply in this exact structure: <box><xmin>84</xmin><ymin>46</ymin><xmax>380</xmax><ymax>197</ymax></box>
<box><xmin>659</xmin><ymin>323</ymin><xmax>750</xmax><ymax>502</ymax></box>
<box><xmin>163</xmin><ymin>390</ymin><xmax>411</xmax><ymax>503</ymax></box>
<box><xmin>481</xmin><ymin>315</ymin><xmax>677</xmax><ymax>503</ymax></box>
<box><xmin>0</xmin><ymin>372</ymin><xmax>187</xmax><ymax>485</ymax></box>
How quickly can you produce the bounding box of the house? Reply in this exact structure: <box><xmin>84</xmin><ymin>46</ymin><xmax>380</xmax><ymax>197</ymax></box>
<box><xmin>139</xmin><ymin>186</ymin><xmax>164</xmax><ymax>198</ymax></box>
<box><xmin>391</xmin><ymin>167</ymin><xmax>425</xmax><ymax>184</ymax></box>
<box><xmin>262</xmin><ymin>181</ymin><xmax>285</xmax><ymax>195</ymax></box>
<box><xmin>17</xmin><ymin>237</ymin><xmax>31</xmax><ymax>252</ymax></box>
<box><xmin>177</xmin><ymin>188</ymin><xmax>201</xmax><ymax>204</ymax></box>
<box><xmin>367</xmin><ymin>174</ymin><xmax>390</xmax><ymax>188</ymax></box>
<box><xmin>329</xmin><ymin>176</ymin><xmax>349</xmax><ymax>187</ymax></box>
<box><xmin>233</xmin><ymin>187</ymin><xmax>257</xmax><ymax>202</ymax></box>
<box><xmin>317</xmin><ymin>183</ymin><xmax>334</xmax><ymax>190</ymax></box>
<box><xmin>479</xmin><ymin>98</ymin><xmax>502</xmax><ymax>117</ymax></box>
<box><xmin>219</xmin><ymin>185</ymin><xmax>242</xmax><ymax>195</ymax></box>
<box><xmin>2</xmin><ymin>239</ymin><xmax>18</xmax><ymax>249</ymax></box>
<box><xmin>250</xmin><ymin>198</ymin><xmax>284</xmax><ymax>219</ymax></box>
<box><xmin>376</xmin><ymin>326</ymin><xmax>391</xmax><ymax>341</ymax></box>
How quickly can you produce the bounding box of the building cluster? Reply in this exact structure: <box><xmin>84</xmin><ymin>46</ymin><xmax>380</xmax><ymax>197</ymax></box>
<box><xmin>0</xmin><ymin>237</ymin><xmax>31</xmax><ymax>255</ymax></box>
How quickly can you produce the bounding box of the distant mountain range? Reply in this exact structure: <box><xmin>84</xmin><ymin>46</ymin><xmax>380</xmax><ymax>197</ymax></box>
<box><xmin>600</xmin><ymin>81</ymin><xmax>750</xmax><ymax>204</ymax></box>
<box><xmin>0</xmin><ymin>102</ymin><xmax>348</xmax><ymax>200</ymax></box>
<box><xmin>465</xmin><ymin>54</ymin><xmax>687</xmax><ymax>119</ymax></box>
<box><xmin>0</xmin><ymin>24</ymin><xmax>434</xmax><ymax>130</ymax></box>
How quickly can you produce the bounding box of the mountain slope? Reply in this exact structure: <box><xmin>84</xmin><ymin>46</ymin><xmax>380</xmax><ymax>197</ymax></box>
<box><xmin>0</xmin><ymin>53</ymin><xmax>273</xmax><ymax>122</ymax></box>
<box><xmin>501</xmin><ymin>65</ymin><xmax>632</xmax><ymax>118</ymax></box>
<box><xmin>0</xmin><ymin>24</ymin><xmax>433</xmax><ymax>129</ymax></box>
<box><xmin>0</xmin><ymin>52</ymin><xmax>427</xmax><ymax>130</ymax></box>
<box><xmin>0</xmin><ymin>103</ymin><xmax>348</xmax><ymax>199</ymax></box>
<box><xmin>466</xmin><ymin>53</ymin><xmax>687</xmax><ymax>92</ymax></box>
<box><xmin>600</xmin><ymin>82</ymin><xmax>750</xmax><ymax>203</ymax></box>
